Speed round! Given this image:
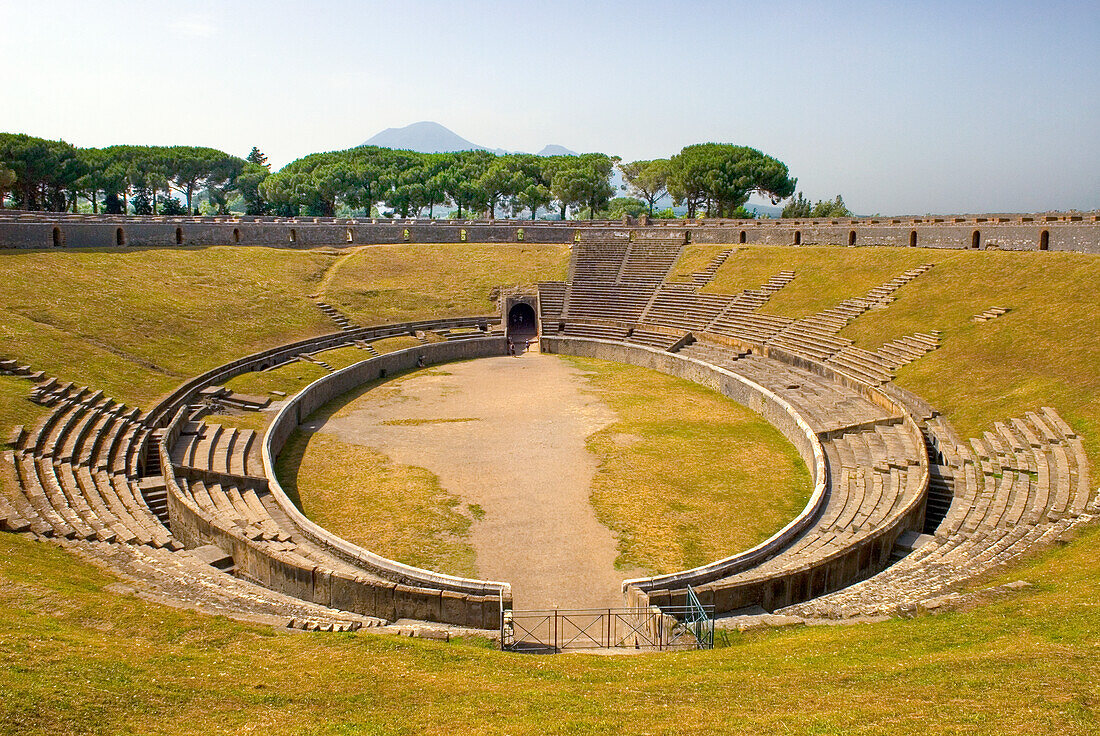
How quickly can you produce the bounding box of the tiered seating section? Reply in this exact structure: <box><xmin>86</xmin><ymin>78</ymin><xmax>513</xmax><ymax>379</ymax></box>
<box><xmin>2</xmin><ymin>381</ymin><xmax>172</xmax><ymax>547</ymax></box>
<box><xmin>0</xmin><ymin>371</ymin><xmax>385</xmax><ymax>630</ymax></box>
<box><xmin>783</xmin><ymin>408</ymin><xmax>1098</xmax><ymax>618</ymax></box>
<box><xmin>0</xmin><ymin>318</ymin><xmax>505</xmax><ymax>631</ymax></box>
<box><xmin>171</xmin><ymin>421</ymin><xmax>261</xmax><ymax>477</ymax></box>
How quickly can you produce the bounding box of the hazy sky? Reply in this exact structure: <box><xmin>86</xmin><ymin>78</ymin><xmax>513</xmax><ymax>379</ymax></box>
<box><xmin>2</xmin><ymin>0</ymin><xmax>1097</xmax><ymax>214</ymax></box>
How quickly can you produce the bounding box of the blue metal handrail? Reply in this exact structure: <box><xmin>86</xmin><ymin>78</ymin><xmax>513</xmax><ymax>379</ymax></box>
<box><xmin>685</xmin><ymin>585</ymin><xmax>715</xmax><ymax>649</ymax></box>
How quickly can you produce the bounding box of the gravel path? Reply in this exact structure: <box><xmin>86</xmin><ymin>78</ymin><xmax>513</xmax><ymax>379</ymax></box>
<box><xmin>315</xmin><ymin>352</ymin><xmax>642</xmax><ymax>609</ymax></box>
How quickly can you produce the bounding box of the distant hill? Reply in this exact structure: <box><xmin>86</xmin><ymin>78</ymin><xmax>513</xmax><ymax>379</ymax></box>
<box><xmin>361</xmin><ymin>121</ymin><xmax>500</xmax><ymax>154</ymax></box>
<box><xmin>537</xmin><ymin>144</ymin><xmax>577</xmax><ymax>156</ymax></box>
<box><xmin>360</xmin><ymin>122</ymin><xmax>581</xmax><ymax>158</ymax></box>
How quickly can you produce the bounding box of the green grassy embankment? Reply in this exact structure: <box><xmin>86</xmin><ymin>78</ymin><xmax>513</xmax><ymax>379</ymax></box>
<box><xmin>0</xmin><ymin>245</ymin><xmax>566</xmax><ymax>430</ymax></box>
<box><xmin>322</xmin><ymin>243</ymin><xmax>569</xmax><ymax>324</ymax></box>
<box><xmin>666</xmin><ymin>244</ymin><xmax>727</xmax><ymax>282</ymax></box>
<box><xmin>706</xmin><ymin>245</ymin><xmax>1100</xmax><ymax>477</ymax></box>
<box><xmin>0</xmin><ymin>521</ymin><xmax>1097</xmax><ymax>734</ymax></box>
<box><xmin>0</xmin><ymin>247</ymin><xmax>337</xmax><ymax>417</ymax></box>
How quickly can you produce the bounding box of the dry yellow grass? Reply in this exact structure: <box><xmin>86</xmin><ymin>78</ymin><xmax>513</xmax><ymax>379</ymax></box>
<box><xmin>277</xmin><ymin>428</ymin><xmax>477</xmax><ymax>577</ymax></box>
<box><xmin>666</xmin><ymin>244</ymin><xmax>727</xmax><ymax>281</ymax></box>
<box><xmin>565</xmin><ymin>356</ymin><xmax>811</xmax><ymax>574</ymax></box>
<box><xmin>323</xmin><ymin>242</ymin><xmax>569</xmax><ymax>324</ymax></box>
<box><xmin>705</xmin><ymin>244</ymin><xmax>935</xmax><ymax>317</ymax></box>
<box><xmin>0</xmin><ymin>247</ymin><xmax>336</xmax><ymax>409</ymax></box>
<box><xmin>224</xmin><ymin>360</ymin><xmax>331</xmax><ymax>398</ymax></box>
<box><xmin>0</xmin><ymin>522</ymin><xmax>1097</xmax><ymax>734</ymax></box>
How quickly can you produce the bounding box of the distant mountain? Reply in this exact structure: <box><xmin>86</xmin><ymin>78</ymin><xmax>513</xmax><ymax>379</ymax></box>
<box><xmin>361</xmin><ymin>121</ymin><xmax>498</xmax><ymax>153</ymax></box>
<box><xmin>537</xmin><ymin>144</ymin><xmax>577</xmax><ymax>156</ymax></box>
<box><xmin>360</xmin><ymin>122</ymin><xmax>583</xmax><ymax>158</ymax></box>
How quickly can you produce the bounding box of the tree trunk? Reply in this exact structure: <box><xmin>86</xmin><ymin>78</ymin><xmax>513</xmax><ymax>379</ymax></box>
<box><xmin>560</xmin><ymin>203</ymin><xmax>566</xmax><ymax>220</ymax></box>
<box><xmin>186</xmin><ymin>183</ymin><xmax>193</xmax><ymax>212</ymax></box>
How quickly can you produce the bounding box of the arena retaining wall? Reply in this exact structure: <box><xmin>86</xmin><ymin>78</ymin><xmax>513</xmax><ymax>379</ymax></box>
<box><xmin>141</xmin><ymin>317</ymin><xmax>498</xmax><ymax>432</ymax></box>
<box><xmin>2</xmin><ymin>212</ymin><xmax>1097</xmax><ymax>252</ymax></box>
<box><xmin>160</xmin><ymin>338</ymin><xmax>511</xmax><ymax>628</ymax></box>
<box><xmin>259</xmin><ymin>339</ymin><xmax>513</xmax><ymax>611</ymax></box>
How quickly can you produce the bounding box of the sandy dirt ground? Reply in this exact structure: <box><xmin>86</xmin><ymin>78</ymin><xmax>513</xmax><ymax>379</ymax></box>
<box><xmin>311</xmin><ymin>352</ymin><xmax>643</xmax><ymax>609</ymax></box>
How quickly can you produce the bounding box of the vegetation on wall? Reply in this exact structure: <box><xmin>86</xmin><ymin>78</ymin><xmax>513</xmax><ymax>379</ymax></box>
<box><xmin>781</xmin><ymin>191</ymin><xmax>854</xmax><ymax>218</ymax></box>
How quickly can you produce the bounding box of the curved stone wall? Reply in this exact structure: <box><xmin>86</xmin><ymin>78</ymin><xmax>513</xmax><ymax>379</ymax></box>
<box><xmin>538</xmin><ymin>338</ymin><xmax>828</xmax><ymax>580</ymax></box>
<box><xmin>261</xmin><ymin>338</ymin><xmax>512</xmax><ymax>598</ymax></box>
<box><xmin>157</xmin><ymin>336</ymin><xmax>513</xmax><ymax>628</ymax></box>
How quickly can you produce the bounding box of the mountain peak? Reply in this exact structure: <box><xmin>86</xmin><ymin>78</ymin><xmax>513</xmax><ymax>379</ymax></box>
<box><xmin>360</xmin><ymin>122</ymin><xmax>577</xmax><ymax>157</ymax></box>
<box><xmin>537</xmin><ymin>144</ymin><xmax>577</xmax><ymax>156</ymax></box>
<box><xmin>361</xmin><ymin>121</ymin><xmax>489</xmax><ymax>153</ymax></box>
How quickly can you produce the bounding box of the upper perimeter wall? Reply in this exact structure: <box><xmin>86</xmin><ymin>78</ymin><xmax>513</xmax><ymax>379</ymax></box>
<box><xmin>0</xmin><ymin>211</ymin><xmax>1097</xmax><ymax>253</ymax></box>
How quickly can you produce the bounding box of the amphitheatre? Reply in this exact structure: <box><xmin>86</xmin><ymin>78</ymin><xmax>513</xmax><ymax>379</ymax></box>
<box><xmin>1</xmin><ymin>209</ymin><xmax>1099</xmax><ymax>732</ymax></box>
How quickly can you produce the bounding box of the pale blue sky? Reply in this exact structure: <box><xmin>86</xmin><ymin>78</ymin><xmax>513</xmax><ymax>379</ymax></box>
<box><xmin>2</xmin><ymin>0</ymin><xmax>1097</xmax><ymax>214</ymax></box>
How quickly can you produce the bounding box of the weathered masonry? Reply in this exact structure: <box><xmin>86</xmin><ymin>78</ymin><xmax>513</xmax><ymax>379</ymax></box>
<box><xmin>1</xmin><ymin>211</ymin><xmax>1098</xmax><ymax>253</ymax></box>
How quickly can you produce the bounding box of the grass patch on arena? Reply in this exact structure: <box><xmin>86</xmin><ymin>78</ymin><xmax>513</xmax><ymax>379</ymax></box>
<box><xmin>277</xmin><ymin>432</ymin><xmax>476</xmax><ymax>577</ymax></box>
<box><xmin>322</xmin><ymin>243</ymin><xmax>569</xmax><ymax>324</ymax></box>
<box><xmin>564</xmin><ymin>356</ymin><xmax>812</xmax><ymax>574</ymax></box>
<box><xmin>273</xmin><ymin>373</ymin><xmax>478</xmax><ymax>578</ymax></box>
<box><xmin>0</xmin><ymin>522</ymin><xmax>1098</xmax><ymax>734</ymax></box>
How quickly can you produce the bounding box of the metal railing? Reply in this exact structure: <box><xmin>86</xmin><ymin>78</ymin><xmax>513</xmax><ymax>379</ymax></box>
<box><xmin>501</xmin><ymin>602</ymin><xmax>714</xmax><ymax>652</ymax></box>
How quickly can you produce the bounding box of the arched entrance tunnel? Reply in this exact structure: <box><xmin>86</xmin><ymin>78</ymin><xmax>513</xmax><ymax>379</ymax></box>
<box><xmin>507</xmin><ymin>302</ymin><xmax>538</xmax><ymax>342</ymax></box>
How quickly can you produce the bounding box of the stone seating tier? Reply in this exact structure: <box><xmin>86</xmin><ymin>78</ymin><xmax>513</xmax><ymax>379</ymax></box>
<box><xmin>536</xmin><ymin>282</ymin><xmax>567</xmax><ymax>320</ymax></box>
<box><xmin>171</xmin><ymin>422</ymin><xmax>260</xmax><ymax>478</ymax></box>
<box><xmin>780</xmin><ymin>408</ymin><xmax>1097</xmax><ymax>618</ymax></box>
<box><xmin>70</xmin><ymin>538</ymin><xmax>384</xmax><ymax>632</ymax></box>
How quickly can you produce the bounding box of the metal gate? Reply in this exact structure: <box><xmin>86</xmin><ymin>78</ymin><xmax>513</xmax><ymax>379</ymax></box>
<box><xmin>501</xmin><ymin>599</ymin><xmax>714</xmax><ymax>652</ymax></box>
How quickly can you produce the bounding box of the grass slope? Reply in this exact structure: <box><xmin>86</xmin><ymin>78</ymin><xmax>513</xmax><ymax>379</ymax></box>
<box><xmin>322</xmin><ymin>243</ymin><xmax>569</xmax><ymax>324</ymax></box>
<box><xmin>666</xmin><ymin>244</ymin><xmax>727</xmax><ymax>282</ymax></box>
<box><xmin>707</xmin><ymin>245</ymin><xmax>1100</xmax><ymax>476</ymax></box>
<box><xmin>565</xmin><ymin>356</ymin><xmax>811</xmax><ymax>574</ymax></box>
<box><xmin>0</xmin><ymin>247</ymin><xmax>336</xmax><ymax>416</ymax></box>
<box><xmin>0</xmin><ymin>244</ymin><xmax>567</xmax><ymax>429</ymax></box>
<box><xmin>0</xmin><ymin>524</ymin><xmax>1097</xmax><ymax>735</ymax></box>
